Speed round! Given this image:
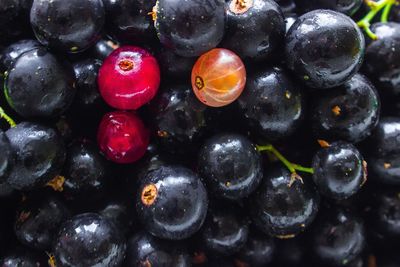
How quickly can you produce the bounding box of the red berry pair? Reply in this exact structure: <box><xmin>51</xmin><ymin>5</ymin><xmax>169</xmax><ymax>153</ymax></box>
<box><xmin>97</xmin><ymin>46</ymin><xmax>160</xmax><ymax>163</ymax></box>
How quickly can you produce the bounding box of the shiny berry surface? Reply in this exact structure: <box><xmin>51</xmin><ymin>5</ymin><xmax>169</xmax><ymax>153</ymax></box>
<box><xmin>97</xmin><ymin>111</ymin><xmax>149</xmax><ymax>164</ymax></box>
<box><xmin>98</xmin><ymin>46</ymin><xmax>160</xmax><ymax>110</ymax></box>
<box><xmin>136</xmin><ymin>165</ymin><xmax>208</xmax><ymax>240</ymax></box>
<box><xmin>54</xmin><ymin>213</ymin><xmax>126</xmax><ymax>267</ymax></box>
<box><xmin>191</xmin><ymin>48</ymin><xmax>246</xmax><ymax>107</ymax></box>
<box><xmin>285</xmin><ymin>10</ymin><xmax>364</xmax><ymax>89</ymax></box>
<box><xmin>312</xmin><ymin>142</ymin><xmax>366</xmax><ymax>200</ymax></box>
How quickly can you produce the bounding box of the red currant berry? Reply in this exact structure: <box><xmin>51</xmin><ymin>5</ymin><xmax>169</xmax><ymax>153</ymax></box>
<box><xmin>97</xmin><ymin>111</ymin><xmax>149</xmax><ymax>163</ymax></box>
<box><xmin>98</xmin><ymin>46</ymin><xmax>161</xmax><ymax>110</ymax></box>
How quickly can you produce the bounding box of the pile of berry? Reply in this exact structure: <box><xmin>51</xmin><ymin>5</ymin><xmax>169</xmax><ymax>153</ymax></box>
<box><xmin>0</xmin><ymin>0</ymin><xmax>400</xmax><ymax>266</ymax></box>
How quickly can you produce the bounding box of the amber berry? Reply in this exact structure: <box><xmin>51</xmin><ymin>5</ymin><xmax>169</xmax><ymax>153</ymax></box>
<box><xmin>97</xmin><ymin>111</ymin><xmax>150</xmax><ymax>163</ymax></box>
<box><xmin>191</xmin><ymin>48</ymin><xmax>246</xmax><ymax>107</ymax></box>
<box><xmin>98</xmin><ymin>46</ymin><xmax>161</xmax><ymax>110</ymax></box>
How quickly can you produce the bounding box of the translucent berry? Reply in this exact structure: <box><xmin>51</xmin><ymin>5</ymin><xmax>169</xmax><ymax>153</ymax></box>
<box><xmin>191</xmin><ymin>48</ymin><xmax>246</xmax><ymax>107</ymax></box>
<box><xmin>97</xmin><ymin>111</ymin><xmax>149</xmax><ymax>163</ymax></box>
<box><xmin>98</xmin><ymin>46</ymin><xmax>160</xmax><ymax>110</ymax></box>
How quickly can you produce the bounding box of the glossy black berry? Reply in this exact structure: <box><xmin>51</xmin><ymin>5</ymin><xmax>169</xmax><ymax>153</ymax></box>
<box><xmin>364</xmin><ymin>22</ymin><xmax>400</xmax><ymax>97</ymax></box>
<box><xmin>311</xmin><ymin>73</ymin><xmax>380</xmax><ymax>143</ymax></box>
<box><xmin>0</xmin><ymin>129</ymin><xmax>14</xmax><ymax>182</ymax></box>
<box><xmin>98</xmin><ymin>199</ymin><xmax>135</xmax><ymax>236</ymax></box>
<box><xmin>91</xmin><ymin>38</ymin><xmax>119</xmax><ymax>61</ymax></box>
<box><xmin>157</xmin><ymin>47</ymin><xmax>197</xmax><ymax>78</ymax></box>
<box><xmin>369</xmin><ymin>190</ymin><xmax>400</xmax><ymax>240</ymax></box>
<box><xmin>285</xmin><ymin>10</ymin><xmax>364</xmax><ymax>89</ymax></box>
<box><xmin>154</xmin><ymin>0</ymin><xmax>225</xmax><ymax>57</ymax></box>
<box><xmin>250</xmin><ymin>165</ymin><xmax>319</xmax><ymax>238</ymax></box>
<box><xmin>221</xmin><ymin>0</ymin><xmax>285</xmax><ymax>61</ymax></box>
<box><xmin>72</xmin><ymin>59</ymin><xmax>106</xmax><ymax>114</ymax></box>
<box><xmin>54</xmin><ymin>213</ymin><xmax>126</xmax><ymax>267</ymax></box>
<box><xmin>0</xmin><ymin>39</ymin><xmax>40</xmax><ymax>72</ymax></box>
<box><xmin>294</xmin><ymin>0</ymin><xmax>363</xmax><ymax>16</ymax></box>
<box><xmin>311</xmin><ymin>208</ymin><xmax>365</xmax><ymax>266</ymax></box>
<box><xmin>234</xmin><ymin>230</ymin><xmax>275</xmax><ymax>267</ymax></box>
<box><xmin>14</xmin><ymin>194</ymin><xmax>70</xmax><ymax>250</ymax></box>
<box><xmin>5</xmin><ymin>122</ymin><xmax>66</xmax><ymax>191</ymax></box>
<box><xmin>368</xmin><ymin>117</ymin><xmax>400</xmax><ymax>185</ymax></box>
<box><xmin>237</xmin><ymin>66</ymin><xmax>304</xmax><ymax>141</ymax></box>
<box><xmin>4</xmin><ymin>47</ymin><xmax>76</xmax><ymax>118</ymax></box>
<box><xmin>125</xmin><ymin>231</ymin><xmax>191</xmax><ymax>267</ymax></box>
<box><xmin>200</xmin><ymin>203</ymin><xmax>249</xmax><ymax>255</ymax></box>
<box><xmin>0</xmin><ymin>251</ymin><xmax>43</xmax><ymax>267</ymax></box>
<box><xmin>136</xmin><ymin>165</ymin><xmax>208</xmax><ymax>240</ymax></box>
<box><xmin>61</xmin><ymin>140</ymin><xmax>108</xmax><ymax>200</ymax></box>
<box><xmin>30</xmin><ymin>0</ymin><xmax>105</xmax><ymax>53</ymax></box>
<box><xmin>312</xmin><ymin>142</ymin><xmax>367</xmax><ymax>200</ymax></box>
<box><xmin>150</xmin><ymin>84</ymin><xmax>208</xmax><ymax>156</ymax></box>
<box><xmin>103</xmin><ymin>0</ymin><xmax>157</xmax><ymax>44</ymax></box>
<box><xmin>198</xmin><ymin>133</ymin><xmax>263</xmax><ymax>200</ymax></box>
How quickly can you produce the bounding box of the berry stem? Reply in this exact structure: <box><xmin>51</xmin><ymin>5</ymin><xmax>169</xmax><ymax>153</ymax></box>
<box><xmin>256</xmin><ymin>144</ymin><xmax>314</xmax><ymax>186</ymax></box>
<box><xmin>381</xmin><ymin>2</ymin><xmax>394</xmax><ymax>22</ymax></box>
<box><xmin>357</xmin><ymin>0</ymin><xmax>398</xmax><ymax>40</ymax></box>
<box><xmin>0</xmin><ymin>107</ymin><xmax>16</xmax><ymax>128</ymax></box>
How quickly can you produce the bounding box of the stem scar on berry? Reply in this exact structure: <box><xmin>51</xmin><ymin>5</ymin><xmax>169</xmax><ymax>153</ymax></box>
<box><xmin>141</xmin><ymin>183</ymin><xmax>158</xmax><ymax>206</ymax></box>
<box><xmin>318</xmin><ymin>139</ymin><xmax>331</xmax><ymax>148</ymax></box>
<box><xmin>118</xmin><ymin>59</ymin><xmax>134</xmax><ymax>71</ymax></box>
<box><xmin>46</xmin><ymin>252</ymin><xmax>57</xmax><ymax>267</ymax></box>
<box><xmin>229</xmin><ymin>0</ymin><xmax>254</xmax><ymax>14</ymax></box>
<box><xmin>46</xmin><ymin>175</ymin><xmax>65</xmax><ymax>192</ymax></box>
<box><xmin>195</xmin><ymin>76</ymin><xmax>205</xmax><ymax>90</ymax></box>
<box><xmin>256</xmin><ymin>144</ymin><xmax>314</xmax><ymax>187</ymax></box>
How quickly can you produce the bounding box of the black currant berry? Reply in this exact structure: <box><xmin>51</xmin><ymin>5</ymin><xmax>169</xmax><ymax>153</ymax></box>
<box><xmin>154</xmin><ymin>0</ymin><xmax>225</xmax><ymax>57</ymax></box>
<box><xmin>14</xmin><ymin>194</ymin><xmax>70</xmax><ymax>251</ymax></box>
<box><xmin>61</xmin><ymin>140</ymin><xmax>108</xmax><ymax>201</ymax></box>
<box><xmin>237</xmin><ymin>66</ymin><xmax>304</xmax><ymax>141</ymax></box>
<box><xmin>54</xmin><ymin>213</ymin><xmax>126</xmax><ymax>267</ymax></box>
<box><xmin>364</xmin><ymin>22</ymin><xmax>400</xmax><ymax>97</ymax></box>
<box><xmin>198</xmin><ymin>133</ymin><xmax>263</xmax><ymax>200</ymax></box>
<box><xmin>285</xmin><ymin>10</ymin><xmax>364</xmax><ymax>89</ymax></box>
<box><xmin>4</xmin><ymin>47</ymin><xmax>76</xmax><ymax>118</ymax></box>
<box><xmin>312</xmin><ymin>142</ymin><xmax>367</xmax><ymax>200</ymax></box>
<box><xmin>150</xmin><ymin>84</ymin><xmax>208</xmax><ymax>156</ymax></box>
<box><xmin>103</xmin><ymin>0</ymin><xmax>157</xmax><ymax>44</ymax></box>
<box><xmin>368</xmin><ymin>117</ymin><xmax>400</xmax><ymax>185</ymax></box>
<box><xmin>249</xmin><ymin>165</ymin><xmax>319</xmax><ymax>238</ymax></box>
<box><xmin>0</xmin><ymin>39</ymin><xmax>41</xmax><ymax>72</ymax></box>
<box><xmin>125</xmin><ymin>231</ymin><xmax>191</xmax><ymax>266</ymax></box>
<box><xmin>221</xmin><ymin>0</ymin><xmax>285</xmax><ymax>61</ymax></box>
<box><xmin>311</xmin><ymin>73</ymin><xmax>380</xmax><ymax>143</ymax></box>
<box><xmin>30</xmin><ymin>0</ymin><xmax>105</xmax><ymax>53</ymax></box>
<box><xmin>311</xmin><ymin>208</ymin><xmax>365</xmax><ymax>266</ymax></box>
<box><xmin>5</xmin><ymin>122</ymin><xmax>66</xmax><ymax>191</ymax></box>
<box><xmin>136</xmin><ymin>166</ymin><xmax>208</xmax><ymax>240</ymax></box>
<box><xmin>200</xmin><ymin>203</ymin><xmax>249</xmax><ymax>255</ymax></box>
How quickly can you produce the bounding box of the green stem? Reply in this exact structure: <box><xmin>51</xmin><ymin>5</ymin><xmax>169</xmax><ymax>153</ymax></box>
<box><xmin>357</xmin><ymin>0</ymin><xmax>397</xmax><ymax>40</ymax></box>
<box><xmin>256</xmin><ymin>144</ymin><xmax>314</xmax><ymax>175</ymax></box>
<box><xmin>0</xmin><ymin>107</ymin><xmax>16</xmax><ymax>128</ymax></box>
<box><xmin>381</xmin><ymin>2</ymin><xmax>394</xmax><ymax>22</ymax></box>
